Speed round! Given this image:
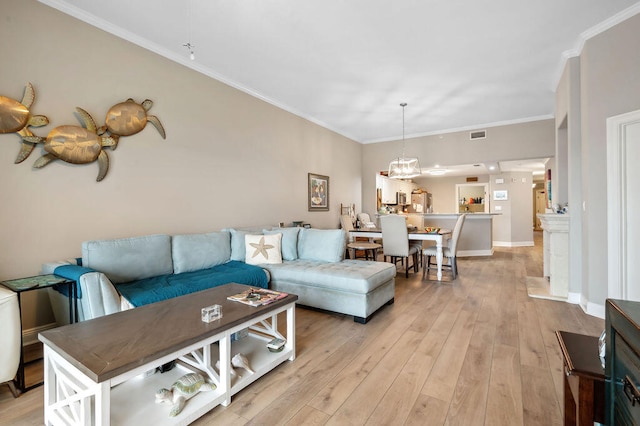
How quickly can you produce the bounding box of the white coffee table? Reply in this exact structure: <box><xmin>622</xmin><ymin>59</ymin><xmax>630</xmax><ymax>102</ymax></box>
<box><xmin>39</xmin><ymin>283</ymin><xmax>297</xmax><ymax>426</ymax></box>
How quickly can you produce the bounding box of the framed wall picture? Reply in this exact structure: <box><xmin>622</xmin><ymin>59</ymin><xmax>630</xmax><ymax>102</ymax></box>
<box><xmin>493</xmin><ymin>190</ymin><xmax>508</xmax><ymax>201</ymax></box>
<box><xmin>308</xmin><ymin>173</ymin><xmax>329</xmax><ymax>211</ymax></box>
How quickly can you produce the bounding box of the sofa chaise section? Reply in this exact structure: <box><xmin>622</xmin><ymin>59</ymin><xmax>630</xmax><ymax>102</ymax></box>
<box><xmin>266</xmin><ymin>259</ymin><xmax>395</xmax><ymax>323</ymax></box>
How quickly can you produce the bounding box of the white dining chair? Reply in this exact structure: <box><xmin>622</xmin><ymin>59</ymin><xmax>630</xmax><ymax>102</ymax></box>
<box><xmin>423</xmin><ymin>214</ymin><xmax>466</xmax><ymax>279</ymax></box>
<box><xmin>340</xmin><ymin>215</ymin><xmax>381</xmax><ymax>260</ymax></box>
<box><xmin>380</xmin><ymin>214</ymin><xmax>420</xmax><ymax>278</ymax></box>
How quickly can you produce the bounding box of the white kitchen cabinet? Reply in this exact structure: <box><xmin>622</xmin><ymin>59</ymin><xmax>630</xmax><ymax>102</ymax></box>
<box><xmin>379</xmin><ymin>176</ymin><xmax>416</xmax><ymax>205</ymax></box>
<box><xmin>381</xmin><ymin>177</ymin><xmax>398</xmax><ymax>204</ymax></box>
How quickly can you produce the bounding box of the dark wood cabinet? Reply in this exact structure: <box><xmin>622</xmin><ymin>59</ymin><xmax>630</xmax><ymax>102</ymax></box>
<box><xmin>606</xmin><ymin>299</ymin><xmax>640</xmax><ymax>425</ymax></box>
<box><xmin>556</xmin><ymin>331</ymin><xmax>605</xmax><ymax>425</ymax></box>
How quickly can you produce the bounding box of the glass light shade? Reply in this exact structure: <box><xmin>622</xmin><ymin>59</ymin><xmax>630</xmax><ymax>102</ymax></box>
<box><xmin>388</xmin><ymin>157</ymin><xmax>422</xmax><ymax>179</ymax></box>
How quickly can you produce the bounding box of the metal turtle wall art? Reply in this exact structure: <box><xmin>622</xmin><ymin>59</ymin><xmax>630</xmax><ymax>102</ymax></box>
<box><xmin>2</xmin><ymin>83</ymin><xmax>166</xmax><ymax>182</ymax></box>
<box><xmin>0</xmin><ymin>82</ymin><xmax>49</xmax><ymax>163</ymax></box>
<box><xmin>23</xmin><ymin>108</ymin><xmax>117</xmax><ymax>182</ymax></box>
<box><xmin>99</xmin><ymin>98</ymin><xmax>166</xmax><ymax>143</ymax></box>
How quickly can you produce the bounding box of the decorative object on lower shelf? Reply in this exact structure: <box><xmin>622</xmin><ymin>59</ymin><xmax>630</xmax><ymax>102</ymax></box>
<box><xmin>231</xmin><ymin>327</ymin><xmax>248</xmax><ymax>341</ymax></box>
<box><xmin>231</xmin><ymin>353</ymin><xmax>254</xmax><ymax>374</ymax></box>
<box><xmin>155</xmin><ymin>372</ymin><xmax>217</xmax><ymax>417</ymax></box>
<box><xmin>215</xmin><ymin>359</ymin><xmax>237</xmax><ymax>377</ymax></box>
<box><xmin>267</xmin><ymin>338</ymin><xmax>286</xmax><ymax>353</ymax></box>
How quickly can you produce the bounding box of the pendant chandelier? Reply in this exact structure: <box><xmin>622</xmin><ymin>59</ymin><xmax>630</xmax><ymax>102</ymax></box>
<box><xmin>388</xmin><ymin>103</ymin><xmax>421</xmax><ymax>179</ymax></box>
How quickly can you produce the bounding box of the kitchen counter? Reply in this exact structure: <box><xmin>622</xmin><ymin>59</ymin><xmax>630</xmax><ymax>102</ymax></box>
<box><xmin>377</xmin><ymin>213</ymin><xmax>498</xmax><ymax>256</ymax></box>
<box><xmin>410</xmin><ymin>213</ymin><xmax>499</xmax><ymax>219</ymax></box>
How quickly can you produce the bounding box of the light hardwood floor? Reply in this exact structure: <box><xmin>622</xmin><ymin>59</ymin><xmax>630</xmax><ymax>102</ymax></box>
<box><xmin>0</xmin><ymin>231</ymin><xmax>604</xmax><ymax>425</ymax></box>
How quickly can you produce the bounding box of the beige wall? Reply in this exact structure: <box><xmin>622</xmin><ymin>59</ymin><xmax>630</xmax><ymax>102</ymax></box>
<box><xmin>572</xmin><ymin>13</ymin><xmax>640</xmax><ymax>311</ymax></box>
<box><xmin>556</xmin><ymin>56</ymin><xmax>584</xmax><ymax>298</ymax></box>
<box><xmin>362</xmin><ymin>119</ymin><xmax>555</xmax><ymax>218</ymax></box>
<box><xmin>361</xmin><ymin>120</ymin><xmax>555</xmax><ymax>243</ymax></box>
<box><xmin>413</xmin><ymin>175</ymin><xmax>489</xmax><ymax>214</ymax></box>
<box><xmin>0</xmin><ymin>0</ymin><xmax>362</xmax><ymax>329</ymax></box>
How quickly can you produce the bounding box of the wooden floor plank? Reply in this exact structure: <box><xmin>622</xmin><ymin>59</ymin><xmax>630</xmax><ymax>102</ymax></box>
<box><xmin>420</xmin><ymin>307</ymin><xmax>478</xmax><ymax>402</ymax></box>
<box><xmin>325</xmin><ymin>330</ymin><xmax>424</xmax><ymax>425</ymax></box>
<box><xmin>307</xmin><ymin>302</ymin><xmax>422</xmax><ymax>415</ymax></box>
<box><xmin>443</xmin><ymin>278</ymin><xmax>500</xmax><ymax>425</ymax></box>
<box><xmin>521</xmin><ymin>364</ymin><xmax>563</xmax><ymax>426</ymax></box>
<box><xmin>365</xmin><ymin>286</ymin><xmax>462</xmax><ymax>425</ymax></box>
<box><xmin>517</xmin><ymin>296</ymin><xmax>549</xmax><ymax>369</ymax></box>
<box><xmin>405</xmin><ymin>394</ymin><xmax>450</xmax><ymax>426</ymax></box>
<box><xmin>284</xmin><ymin>405</ymin><xmax>330</xmax><ymax>426</ymax></box>
<box><xmin>484</xmin><ymin>344</ymin><xmax>524</xmax><ymax>426</ymax></box>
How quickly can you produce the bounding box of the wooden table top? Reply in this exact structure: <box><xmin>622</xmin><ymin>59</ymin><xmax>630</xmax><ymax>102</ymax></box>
<box><xmin>350</xmin><ymin>228</ymin><xmax>451</xmax><ymax>235</ymax></box>
<box><xmin>555</xmin><ymin>330</ymin><xmax>604</xmax><ymax>381</ymax></box>
<box><xmin>39</xmin><ymin>283</ymin><xmax>297</xmax><ymax>383</ymax></box>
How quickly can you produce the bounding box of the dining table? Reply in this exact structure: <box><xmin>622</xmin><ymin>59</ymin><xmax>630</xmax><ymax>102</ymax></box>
<box><xmin>349</xmin><ymin>227</ymin><xmax>452</xmax><ymax>281</ymax></box>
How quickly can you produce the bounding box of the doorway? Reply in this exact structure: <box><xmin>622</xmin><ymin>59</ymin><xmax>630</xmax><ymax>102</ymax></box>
<box><xmin>534</xmin><ymin>189</ymin><xmax>546</xmax><ymax>230</ymax></box>
<box><xmin>455</xmin><ymin>183</ymin><xmax>489</xmax><ymax>213</ymax></box>
<box><xmin>608</xmin><ymin>109</ymin><xmax>640</xmax><ymax>301</ymax></box>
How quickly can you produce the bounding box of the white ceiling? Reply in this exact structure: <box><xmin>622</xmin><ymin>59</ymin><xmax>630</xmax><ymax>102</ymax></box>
<box><xmin>41</xmin><ymin>0</ymin><xmax>640</xmax><ymax>143</ymax></box>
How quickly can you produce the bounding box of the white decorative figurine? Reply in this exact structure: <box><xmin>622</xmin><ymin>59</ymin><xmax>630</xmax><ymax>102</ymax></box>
<box><xmin>215</xmin><ymin>359</ymin><xmax>237</xmax><ymax>377</ymax></box>
<box><xmin>155</xmin><ymin>372</ymin><xmax>217</xmax><ymax>417</ymax></box>
<box><xmin>231</xmin><ymin>353</ymin><xmax>255</xmax><ymax>374</ymax></box>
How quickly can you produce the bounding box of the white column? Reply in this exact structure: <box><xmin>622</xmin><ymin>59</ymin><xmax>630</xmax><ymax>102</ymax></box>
<box><xmin>538</xmin><ymin>214</ymin><xmax>570</xmax><ymax>298</ymax></box>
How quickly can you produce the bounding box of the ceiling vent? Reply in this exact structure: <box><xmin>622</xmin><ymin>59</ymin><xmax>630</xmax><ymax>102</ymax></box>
<box><xmin>470</xmin><ymin>130</ymin><xmax>487</xmax><ymax>140</ymax></box>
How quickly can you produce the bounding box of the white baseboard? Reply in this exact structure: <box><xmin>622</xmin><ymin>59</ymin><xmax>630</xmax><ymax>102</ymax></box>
<box><xmin>492</xmin><ymin>241</ymin><xmax>535</xmax><ymax>247</ymax></box>
<box><xmin>578</xmin><ymin>294</ymin><xmax>606</xmax><ymax>319</ymax></box>
<box><xmin>23</xmin><ymin>323</ymin><xmax>58</xmax><ymax>346</ymax></box>
<box><xmin>458</xmin><ymin>249</ymin><xmax>494</xmax><ymax>257</ymax></box>
<box><xmin>567</xmin><ymin>291</ymin><xmax>581</xmax><ymax>304</ymax></box>
<box><xmin>585</xmin><ymin>301</ymin><xmax>606</xmax><ymax>319</ymax></box>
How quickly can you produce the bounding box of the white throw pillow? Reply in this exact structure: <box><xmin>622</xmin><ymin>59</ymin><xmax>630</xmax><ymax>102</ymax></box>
<box><xmin>245</xmin><ymin>234</ymin><xmax>282</xmax><ymax>265</ymax></box>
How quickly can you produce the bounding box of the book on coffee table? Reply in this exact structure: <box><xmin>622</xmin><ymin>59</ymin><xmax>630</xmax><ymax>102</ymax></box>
<box><xmin>227</xmin><ymin>288</ymin><xmax>288</xmax><ymax>307</ymax></box>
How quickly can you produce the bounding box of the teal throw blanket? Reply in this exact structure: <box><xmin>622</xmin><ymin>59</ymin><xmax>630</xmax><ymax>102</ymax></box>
<box><xmin>115</xmin><ymin>261</ymin><xmax>268</xmax><ymax>307</ymax></box>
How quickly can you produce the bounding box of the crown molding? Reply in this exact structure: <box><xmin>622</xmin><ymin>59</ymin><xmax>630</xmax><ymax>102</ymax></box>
<box><xmin>362</xmin><ymin>114</ymin><xmax>554</xmax><ymax>144</ymax></box>
<box><xmin>552</xmin><ymin>2</ymin><xmax>640</xmax><ymax>92</ymax></box>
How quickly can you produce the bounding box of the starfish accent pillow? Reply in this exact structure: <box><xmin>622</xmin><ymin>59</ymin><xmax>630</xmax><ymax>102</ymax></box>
<box><xmin>245</xmin><ymin>233</ymin><xmax>282</xmax><ymax>265</ymax></box>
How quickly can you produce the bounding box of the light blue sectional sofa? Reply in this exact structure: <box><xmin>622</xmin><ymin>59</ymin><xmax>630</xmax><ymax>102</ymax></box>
<box><xmin>44</xmin><ymin>226</ymin><xmax>396</xmax><ymax>324</ymax></box>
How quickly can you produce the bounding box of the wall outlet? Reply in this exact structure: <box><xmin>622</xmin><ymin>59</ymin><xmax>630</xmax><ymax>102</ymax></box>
<box><xmin>495</xmin><ymin>205</ymin><xmax>502</xmax><ymax>211</ymax></box>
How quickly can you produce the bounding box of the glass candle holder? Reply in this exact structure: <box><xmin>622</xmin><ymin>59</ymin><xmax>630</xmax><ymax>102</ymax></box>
<box><xmin>201</xmin><ymin>304</ymin><xmax>222</xmax><ymax>323</ymax></box>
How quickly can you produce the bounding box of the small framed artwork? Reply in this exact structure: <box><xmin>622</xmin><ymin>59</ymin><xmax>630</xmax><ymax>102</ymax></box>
<box><xmin>493</xmin><ymin>190</ymin><xmax>508</xmax><ymax>201</ymax></box>
<box><xmin>308</xmin><ymin>173</ymin><xmax>329</xmax><ymax>211</ymax></box>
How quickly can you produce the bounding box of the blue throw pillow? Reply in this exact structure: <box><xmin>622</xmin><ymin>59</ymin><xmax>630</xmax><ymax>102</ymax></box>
<box><xmin>172</xmin><ymin>232</ymin><xmax>231</xmax><ymax>273</ymax></box>
<box><xmin>297</xmin><ymin>228</ymin><xmax>346</xmax><ymax>263</ymax></box>
<box><xmin>264</xmin><ymin>227</ymin><xmax>300</xmax><ymax>261</ymax></box>
<box><xmin>226</xmin><ymin>229</ymin><xmax>262</xmax><ymax>261</ymax></box>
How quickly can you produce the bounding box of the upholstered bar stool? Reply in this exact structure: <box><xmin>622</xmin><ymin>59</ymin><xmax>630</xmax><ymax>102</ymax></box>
<box><xmin>0</xmin><ymin>286</ymin><xmax>21</xmax><ymax>397</ymax></box>
<box><xmin>340</xmin><ymin>215</ymin><xmax>382</xmax><ymax>260</ymax></box>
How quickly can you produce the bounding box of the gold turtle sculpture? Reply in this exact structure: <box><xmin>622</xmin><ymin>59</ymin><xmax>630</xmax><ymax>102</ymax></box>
<box><xmin>0</xmin><ymin>82</ymin><xmax>49</xmax><ymax>163</ymax></box>
<box><xmin>23</xmin><ymin>108</ymin><xmax>117</xmax><ymax>182</ymax></box>
<box><xmin>98</xmin><ymin>98</ymin><xmax>166</xmax><ymax>146</ymax></box>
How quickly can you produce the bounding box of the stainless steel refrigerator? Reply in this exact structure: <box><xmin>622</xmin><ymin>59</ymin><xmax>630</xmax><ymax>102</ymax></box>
<box><xmin>408</xmin><ymin>193</ymin><xmax>433</xmax><ymax>213</ymax></box>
